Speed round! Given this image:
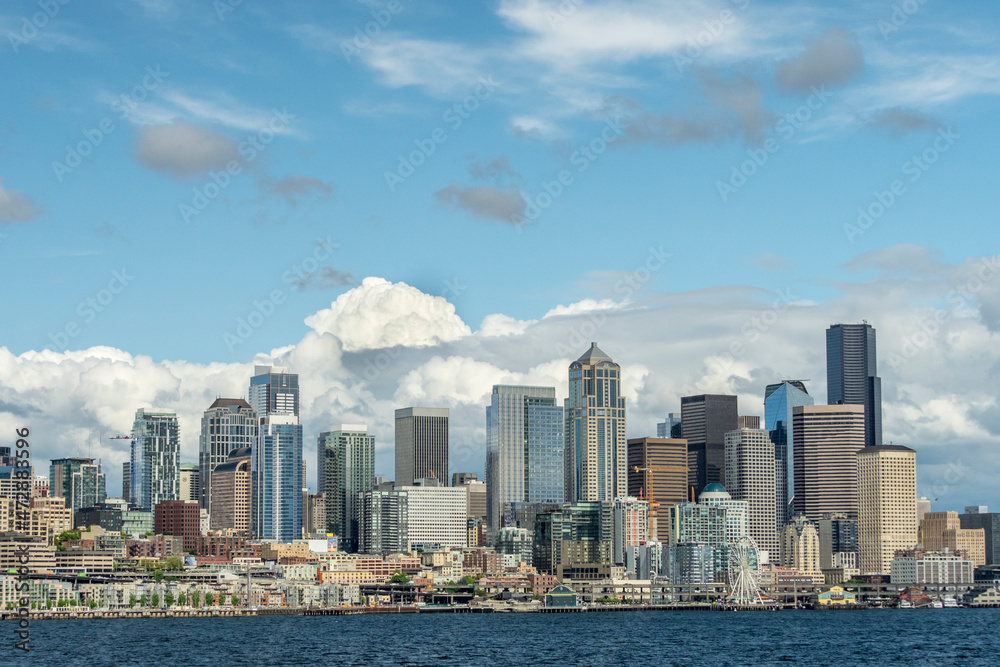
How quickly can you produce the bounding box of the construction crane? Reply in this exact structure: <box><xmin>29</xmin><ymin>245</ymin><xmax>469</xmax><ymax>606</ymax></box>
<box><xmin>633</xmin><ymin>463</ymin><xmax>689</xmax><ymax>535</ymax></box>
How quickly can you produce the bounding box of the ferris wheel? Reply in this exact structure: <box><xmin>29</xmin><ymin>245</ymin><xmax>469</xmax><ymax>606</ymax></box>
<box><xmin>727</xmin><ymin>536</ymin><xmax>764</xmax><ymax>606</ymax></box>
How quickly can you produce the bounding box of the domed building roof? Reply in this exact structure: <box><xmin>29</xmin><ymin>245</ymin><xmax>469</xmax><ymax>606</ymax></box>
<box><xmin>698</xmin><ymin>483</ymin><xmax>732</xmax><ymax>501</ymax></box>
<box><xmin>703</xmin><ymin>483</ymin><xmax>727</xmax><ymax>493</ymax></box>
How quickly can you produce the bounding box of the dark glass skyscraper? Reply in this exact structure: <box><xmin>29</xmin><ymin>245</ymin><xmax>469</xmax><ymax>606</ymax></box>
<box><xmin>826</xmin><ymin>322</ymin><xmax>882</xmax><ymax>447</ymax></box>
<box><xmin>764</xmin><ymin>380</ymin><xmax>814</xmax><ymax>527</ymax></box>
<box><xmin>680</xmin><ymin>394</ymin><xmax>738</xmax><ymax>497</ymax></box>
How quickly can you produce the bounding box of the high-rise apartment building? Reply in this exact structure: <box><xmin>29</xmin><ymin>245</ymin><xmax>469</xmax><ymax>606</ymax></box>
<box><xmin>611</xmin><ymin>496</ymin><xmax>650</xmax><ymax>567</ymax></box>
<box><xmin>397</xmin><ymin>485</ymin><xmax>467</xmax><ymax>548</ymax></box>
<box><xmin>49</xmin><ymin>458</ymin><xmax>106</xmax><ymax>515</ymax></box>
<box><xmin>394</xmin><ymin>407</ymin><xmax>449</xmax><ymax>488</ymax></box>
<box><xmin>130</xmin><ymin>409</ymin><xmax>180</xmax><ymax>510</ymax></box>
<box><xmin>764</xmin><ymin>380</ymin><xmax>814</xmax><ymax>526</ymax></box>
<box><xmin>781</xmin><ymin>514</ymin><xmax>822</xmax><ymax>578</ymax></box>
<box><xmin>209</xmin><ymin>447</ymin><xmax>251</xmax><ymax>534</ymax></box>
<box><xmin>198</xmin><ymin>398</ymin><xmax>258</xmax><ymax>513</ymax></box>
<box><xmin>857</xmin><ymin>445</ymin><xmax>917</xmax><ymax>575</ymax></box>
<box><xmin>485</xmin><ymin>385</ymin><xmax>564</xmax><ymax>535</ymax></box>
<box><xmin>317</xmin><ymin>425</ymin><xmax>376</xmax><ymax>552</ymax></box>
<box><xmin>792</xmin><ymin>405</ymin><xmax>865</xmax><ymax>521</ymax></box>
<box><xmin>533</xmin><ymin>501</ymin><xmax>613</xmax><ymax>575</ymax></box>
<box><xmin>626</xmin><ymin>437</ymin><xmax>688</xmax><ymax>543</ymax></box>
<box><xmin>681</xmin><ymin>394</ymin><xmax>738</xmax><ymax>497</ymax></box>
<box><xmin>666</xmin><ymin>502</ymin><xmax>728</xmax><ymax>579</ymax></box>
<box><xmin>249</xmin><ymin>365</ymin><xmax>303</xmax><ymax>543</ymax></box>
<box><xmin>358</xmin><ymin>489</ymin><xmax>409</xmax><ymax>555</ymax></box>
<box><xmin>827</xmin><ymin>323</ymin><xmax>882</xmax><ymax>447</ymax></box>
<box><xmin>723</xmin><ymin>427</ymin><xmax>778</xmax><ymax>558</ymax></box>
<box><xmin>817</xmin><ymin>512</ymin><xmax>858</xmax><ymax>570</ymax></box>
<box><xmin>564</xmin><ymin>343</ymin><xmax>626</xmax><ymax>503</ymax></box>
<box><xmin>697</xmin><ymin>484</ymin><xmax>749</xmax><ymax>546</ymax></box>
<box><xmin>122</xmin><ymin>462</ymin><xmax>130</xmax><ymax>502</ymax></box>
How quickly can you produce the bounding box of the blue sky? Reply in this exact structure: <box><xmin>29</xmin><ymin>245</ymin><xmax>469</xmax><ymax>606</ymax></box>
<box><xmin>2</xmin><ymin>1</ymin><xmax>1000</xmax><ymax>509</ymax></box>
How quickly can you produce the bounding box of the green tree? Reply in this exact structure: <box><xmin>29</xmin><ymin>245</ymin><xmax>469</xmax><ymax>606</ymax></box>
<box><xmin>205</xmin><ymin>592</ymin><xmax>215</xmax><ymax>606</ymax></box>
<box><xmin>154</xmin><ymin>569</ymin><xmax>164</xmax><ymax>581</ymax></box>
<box><xmin>46</xmin><ymin>600</ymin><xmax>54</xmax><ymax>609</ymax></box>
<box><xmin>165</xmin><ymin>591</ymin><xmax>174</xmax><ymax>607</ymax></box>
<box><xmin>152</xmin><ymin>593</ymin><xmax>160</xmax><ymax>607</ymax></box>
<box><xmin>54</xmin><ymin>529</ymin><xmax>82</xmax><ymax>551</ymax></box>
<box><xmin>474</xmin><ymin>589</ymin><xmax>487</xmax><ymax>598</ymax></box>
<box><xmin>30</xmin><ymin>602</ymin><xmax>36</xmax><ymax>610</ymax></box>
<box><xmin>129</xmin><ymin>594</ymin><xmax>136</xmax><ymax>608</ymax></box>
<box><xmin>460</xmin><ymin>575</ymin><xmax>475</xmax><ymax>585</ymax></box>
<box><xmin>231</xmin><ymin>594</ymin><xmax>239</xmax><ymax>606</ymax></box>
<box><xmin>88</xmin><ymin>600</ymin><xmax>97</xmax><ymax>610</ymax></box>
<box><xmin>192</xmin><ymin>591</ymin><xmax>201</xmax><ymax>608</ymax></box>
<box><xmin>389</xmin><ymin>571</ymin><xmax>410</xmax><ymax>584</ymax></box>
<box><xmin>140</xmin><ymin>594</ymin><xmax>148</xmax><ymax>607</ymax></box>
<box><xmin>163</xmin><ymin>555</ymin><xmax>184</xmax><ymax>571</ymax></box>
<box><xmin>58</xmin><ymin>599</ymin><xmax>69</xmax><ymax>607</ymax></box>
<box><xmin>178</xmin><ymin>593</ymin><xmax>187</xmax><ymax>607</ymax></box>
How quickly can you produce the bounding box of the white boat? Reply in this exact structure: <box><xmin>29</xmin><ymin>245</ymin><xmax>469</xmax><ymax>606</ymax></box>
<box><xmin>930</xmin><ymin>600</ymin><xmax>943</xmax><ymax>609</ymax></box>
<box><xmin>942</xmin><ymin>596</ymin><xmax>960</xmax><ymax>608</ymax></box>
<box><xmin>898</xmin><ymin>599</ymin><xmax>913</xmax><ymax>609</ymax></box>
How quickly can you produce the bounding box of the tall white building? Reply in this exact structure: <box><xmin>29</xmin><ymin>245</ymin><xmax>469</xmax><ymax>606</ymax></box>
<box><xmin>724</xmin><ymin>426</ymin><xmax>779</xmax><ymax>559</ymax></box>
<box><xmin>397</xmin><ymin>485</ymin><xmax>467</xmax><ymax>548</ymax></box>
<box><xmin>612</xmin><ymin>496</ymin><xmax>650</xmax><ymax>567</ymax></box>
<box><xmin>857</xmin><ymin>445</ymin><xmax>917</xmax><ymax>575</ymax></box>
<box><xmin>697</xmin><ymin>484</ymin><xmax>749</xmax><ymax>546</ymax></box>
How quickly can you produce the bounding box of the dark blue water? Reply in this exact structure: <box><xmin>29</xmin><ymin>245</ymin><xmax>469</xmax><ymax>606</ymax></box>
<box><xmin>9</xmin><ymin>609</ymin><xmax>1000</xmax><ymax>665</ymax></box>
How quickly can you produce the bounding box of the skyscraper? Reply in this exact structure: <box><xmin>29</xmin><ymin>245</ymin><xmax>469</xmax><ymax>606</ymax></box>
<box><xmin>358</xmin><ymin>489</ymin><xmax>409</xmax><ymax>555</ymax></box>
<box><xmin>857</xmin><ymin>445</ymin><xmax>917</xmax><ymax>575</ymax></box>
<box><xmin>249</xmin><ymin>366</ymin><xmax>303</xmax><ymax>543</ymax></box>
<box><xmin>179</xmin><ymin>463</ymin><xmax>199</xmax><ymax>504</ymax></box>
<box><xmin>49</xmin><ymin>458</ymin><xmax>106</xmax><ymax>515</ymax></box>
<box><xmin>681</xmin><ymin>394</ymin><xmax>738</xmax><ymax>497</ymax></box>
<box><xmin>209</xmin><ymin>447</ymin><xmax>251</xmax><ymax>534</ymax></box>
<box><xmin>792</xmin><ymin>405</ymin><xmax>866</xmax><ymax>521</ymax></box>
<box><xmin>827</xmin><ymin>322</ymin><xmax>882</xmax><ymax>447</ymax></box>
<box><xmin>130</xmin><ymin>409</ymin><xmax>180</xmax><ymax>510</ymax></box>
<box><xmin>656</xmin><ymin>414</ymin><xmax>682</xmax><ymax>439</ymax></box>
<box><xmin>198</xmin><ymin>398</ymin><xmax>258</xmax><ymax>513</ymax></box>
<box><xmin>317</xmin><ymin>425</ymin><xmax>376</xmax><ymax>552</ymax></box>
<box><xmin>394</xmin><ymin>407</ymin><xmax>449</xmax><ymax>487</ymax></box>
<box><xmin>564</xmin><ymin>343</ymin><xmax>626</xmax><ymax>503</ymax></box>
<box><xmin>485</xmin><ymin>385</ymin><xmax>564</xmax><ymax>536</ymax></box>
<box><xmin>723</xmin><ymin>427</ymin><xmax>779</xmax><ymax>558</ymax></box>
<box><xmin>626</xmin><ymin>437</ymin><xmax>688</xmax><ymax>543</ymax></box>
<box><xmin>764</xmin><ymin>380</ymin><xmax>814</xmax><ymax>525</ymax></box>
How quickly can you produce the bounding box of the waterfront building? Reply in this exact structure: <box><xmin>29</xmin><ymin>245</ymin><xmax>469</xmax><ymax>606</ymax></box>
<box><xmin>723</xmin><ymin>426</ymin><xmax>778</xmax><ymax>557</ymax></box>
<box><xmin>666</xmin><ymin>502</ymin><xmax>728</xmax><ymax>579</ymax></box>
<box><xmin>564</xmin><ymin>343</ymin><xmax>626</xmax><ymax>503</ymax></box>
<box><xmin>626</xmin><ymin>436</ymin><xmax>688</xmax><ymax>543</ymax></box>
<box><xmin>857</xmin><ymin>445</ymin><xmax>918</xmax><ymax>575</ymax></box>
<box><xmin>533</xmin><ymin>501</ymin><xmax>613</xmax><ymax>575</ymax></box>
<box><xmin>919</xmin><ymin>511</ymin><xmax>986</xmax><ymax>566</ymax></box>
<box><xmin>318</xmin><ymin>425</ymin><xmax>376</xmax><ymax>552</ymax></box>
<box><xmin>666</xmin><ymin>542</ymin><xmax>715</xmax><ymax>585</ymax></box>
<box><xmin>680</xmin><ymin>394</ymin><xmax>738</xmax><ymax>497</ymax></box>
<box><xmin>130</xmin><ymin>409</ymin><xmax>180</xmax><ymax>509</ymax></box>
<box><xmin>890</xmin><ymin>548</ymin><xmax>974</xmax><ymax>586</ymax></box>
<box><xmin>209</xmin><ymin>447</ymin><xmax>251</xmax><ymax>534</ymax></box>
<box><xmin>397</xmin><ymin>485</ymin><xmax>466</xmax><ymax>548</ymax></box>
<box><xmin>960</xmin><ymin>507</ymin><xmax>1000</xmax><ymax>566</ymax></box>
<box><xmin>827</xmin><ymin>322</ymin><xmax>883</xmax><ymax>447</ymax></box>
<box><xmin>395</xmin><ymin>407</ymin><xmax>449</xmax><ymax>488</ymax></box>
<box><xmin>764</xmin><ymin>380</ymin><xmax>814</xmax><ymax>526</ymax></box>
<box><xmin>792</xmin><ymin>405</ymin><xmax>866</xmax><ymax>521</ymax></box>
<box><xmin>198</xmin><ymin>398</ymin><xmax>257</xmax><ymax>513</ymax></box>
<box><xmin>486</xmin><ymin>385</ymin><xmax>564</xmax><ymax>536</ymax></box>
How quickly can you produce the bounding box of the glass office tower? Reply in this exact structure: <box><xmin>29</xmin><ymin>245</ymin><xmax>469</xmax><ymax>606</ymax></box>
<box><xmin>764</xmin><ymin>380</ymin><xmax>814</xmax><ymax>527</ymax></box>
